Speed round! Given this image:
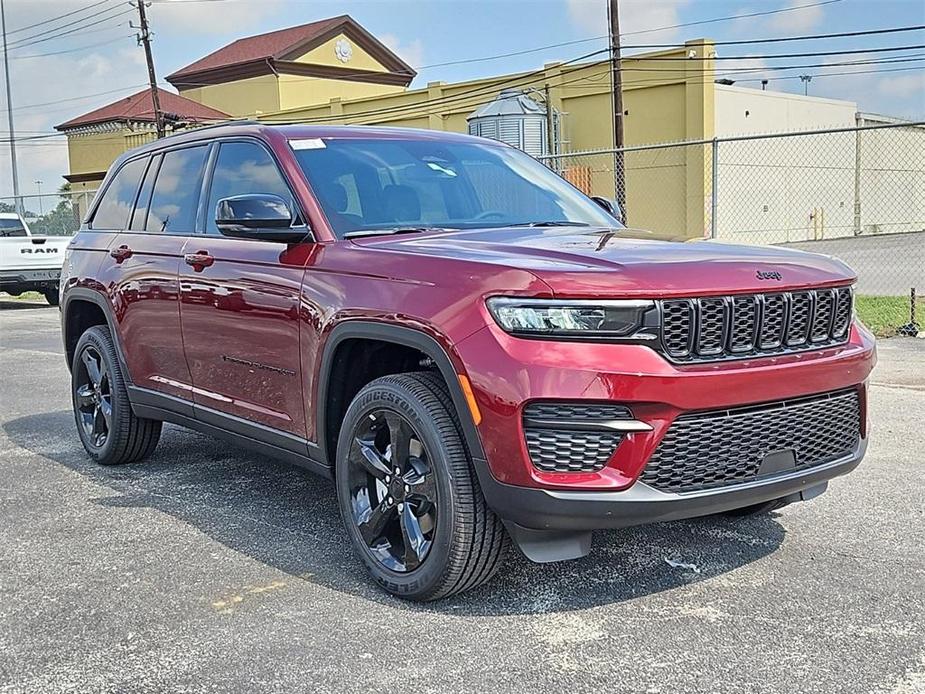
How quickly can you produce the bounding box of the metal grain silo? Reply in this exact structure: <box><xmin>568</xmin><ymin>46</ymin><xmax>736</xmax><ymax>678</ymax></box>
<box><xmin>467</xmin><ymin>89</ymin><xmax>550</xmax><ymax>157</ymax></box>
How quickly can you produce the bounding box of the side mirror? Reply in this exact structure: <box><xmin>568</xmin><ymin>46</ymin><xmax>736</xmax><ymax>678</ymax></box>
<box><xmin>215</xmin><ymin>194</ymin><xmax>311</xmax><ymax>243</ymax></box>
<box><xmin>591</xmin><ymin>196</ymin><xmax>624</xmax><ymax>224</ymax></box>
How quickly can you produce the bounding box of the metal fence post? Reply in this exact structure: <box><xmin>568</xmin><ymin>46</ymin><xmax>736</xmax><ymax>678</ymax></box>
<box><xmin>710</xmin><ymin>137</ymin><xmax>719</xmax><ymax>239</ymax></box>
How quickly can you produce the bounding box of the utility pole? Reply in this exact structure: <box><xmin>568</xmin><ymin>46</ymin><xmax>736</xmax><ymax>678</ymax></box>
<box><xmin>133</xmin><ymin>1</ymin><xmax>164</xmax><ymax>138</ymax></box>
<box><xmin>608</xmin><ymin>0</ymin><xmax>626</xmax><ymax>213</ymax></box>
<box><xmin>1</xmin><ymin>0</ymin><xmax>23</xmax><ymax>214</ymax></box>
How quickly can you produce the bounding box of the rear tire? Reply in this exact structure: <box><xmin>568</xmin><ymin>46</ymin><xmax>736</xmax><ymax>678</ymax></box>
<box><xmin>335</xmin><ymin>372</ymin><xmax>507</xmax><ymax>601</ymax></box>
<box><xmin>42</xmin><ymin>286</ymin><xmax>59</xmax><ymax>306</ymax></box>
<box><xmin>71</xmin><ymin>325</ymin><xmax>161</xmax><ymax>465</ymax></box>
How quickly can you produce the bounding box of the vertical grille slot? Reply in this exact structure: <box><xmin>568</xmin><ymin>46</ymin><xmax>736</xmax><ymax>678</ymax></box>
<box><xmin>729</xmin><ymin>296</ymin><xmax>758</xmax><ymax>353</ymax></box>
<box><xmin>696</xmin><ymin>298</ymin><xmax>728</xmax><ymax>356</ymax></box>
<box><xmin>662</xmin><ymin>300</ymin><xmax>695</xmax><ymax>357</ymax></box>
<box><xmin>832</xmin><ymin>287</ymin><xmax>853</xmax><ymax>338</ymax></box>
<box><xmin>811</xmin><ymin>289</ymin><xmax>836</xmax><ymax>342</ymax></box>
<box><xmin>786</xmin><ymin>292</ymin><xmax>813</xmax><ymax>346</ymax></box>
<box><xmin>759</xmin><ymin>294</ymin><xmax>787</xmax><ymax>349</ymax></box>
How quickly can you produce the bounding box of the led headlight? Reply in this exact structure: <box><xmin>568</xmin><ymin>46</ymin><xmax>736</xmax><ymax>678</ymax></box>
<box><xmin>486</xmin><ymin>297</ymin><xmax>655</xmax><ymax>338</ymax></box>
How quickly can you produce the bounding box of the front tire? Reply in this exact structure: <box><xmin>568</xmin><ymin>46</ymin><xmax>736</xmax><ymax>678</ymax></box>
<box><xmin>335</xmin><ymin>372</ymin><xmax>507</xmax><ymax>601</ymax></box>
<box><xmin>71</xmin><ymin>325</ymin><xmax>161</xmax><ymax>465</ymax></box>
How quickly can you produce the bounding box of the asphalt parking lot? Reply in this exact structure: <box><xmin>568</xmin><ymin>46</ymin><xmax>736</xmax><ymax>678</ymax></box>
<box><xmin>783</xmin><ymin>231</ymin><xmax>924</xmax><ymax>296</ymax></box>
<box><xmin>0</xmin><ymin>300</ymin><xmax>923</xmax><ymax>694</ymax></box>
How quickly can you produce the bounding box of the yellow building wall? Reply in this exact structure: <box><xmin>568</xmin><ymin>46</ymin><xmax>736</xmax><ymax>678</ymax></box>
<box><xmin>294</xmin><ymin>34</ymin><xmax>391</xmax><ymax>73</ymax></box>
<box><xmin>278</xmin><ymin>76</ymin><xmax>404</xmax><ymax>112</ymax></box>
<box><xmin>66</xmin><ymin>129</ymin><xmax>156</xmax><ymax>177</ymax></box>
<box><xmin>180</xmin><ymin>74</ymin><xmax>281</xmax><ymax>117</ymax></box>
<box><xmin>260</xmin><ymin>40</ymin><xmax>715</xmax><ymax>238</ymax></box>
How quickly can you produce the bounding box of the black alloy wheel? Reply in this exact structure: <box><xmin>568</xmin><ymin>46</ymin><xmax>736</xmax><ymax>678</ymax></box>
<box><xmin>74</xmin><ymin>344</ymin><xmax>113</xmax><ymax>449</ymax></box>
<box><xmin>346</xmin><ymin>409</ymin><xmax>438</xmax><ymax>572</ymax></box>
<box><xmin>70</xmin><ymin>325</ymin><xmax>161</xmax><ymax>465</ymax></box>
<box><xmin>335</xmin><ymin>372</ymin><xmax>508</xmax><ymax>601</ymax></box>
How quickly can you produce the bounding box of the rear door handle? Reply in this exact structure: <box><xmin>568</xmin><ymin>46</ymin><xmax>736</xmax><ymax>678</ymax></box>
<box><xmin>109</xmin><ymin>244</ymin><xmax>133</xmax><ymax>262</ymax></box>
<box><xmin>184</xmin><ymin>251</ymin><xmax>214</xmax><ymax>271</ymax></box>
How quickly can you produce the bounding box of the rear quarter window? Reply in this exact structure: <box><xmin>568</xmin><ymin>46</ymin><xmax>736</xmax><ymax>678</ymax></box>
<box><xmin>91</xmin><ymin>157</ymin><xmax>148</xmax><ymax>230</ymax></box>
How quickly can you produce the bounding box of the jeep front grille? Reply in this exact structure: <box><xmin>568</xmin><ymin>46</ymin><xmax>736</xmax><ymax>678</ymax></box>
<box><xmin>522</xmin><ymin>403</ymin><xmax>633</xmax><ymax>473</ymax></box>
<box><xmin>660</xmin><ymin>287</ymin><xmax>853</xmax><ymax>363</ymax></box>
<box><xmin>641</xmin><ymin>389</ymin><xmax>861</xmax><ymax>494</ymax></box>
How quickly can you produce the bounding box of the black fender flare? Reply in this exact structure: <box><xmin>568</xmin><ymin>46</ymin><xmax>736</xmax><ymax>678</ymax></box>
<box><xmin>315</xmin><ymin>321</ymin><xmax>488</xmax><ymax>466</ymax></box>
<box><xmin>61</xmin><ymin>287</ymin><xmax>133</xmax><ymax>384</ymax></box>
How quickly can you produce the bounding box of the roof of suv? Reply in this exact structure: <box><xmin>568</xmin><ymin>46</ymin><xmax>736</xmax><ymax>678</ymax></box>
<box><xmin>122</xmin><ymin>122</ymin><xmax>500</xmax><ymax>158</ymax></box>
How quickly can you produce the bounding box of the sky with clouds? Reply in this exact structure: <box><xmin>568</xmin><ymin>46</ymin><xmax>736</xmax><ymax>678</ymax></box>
<box><xmin>2</xmin><ymin>0</ymin><xmax>924</xmax><ymax>198</ymax></box>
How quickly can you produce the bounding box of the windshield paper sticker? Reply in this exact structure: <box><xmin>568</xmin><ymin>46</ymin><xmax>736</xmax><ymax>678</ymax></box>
<box><xmin>290</xmin><ymin>138</ymin><xmax>327</xmax><ymax>150</ymax></box>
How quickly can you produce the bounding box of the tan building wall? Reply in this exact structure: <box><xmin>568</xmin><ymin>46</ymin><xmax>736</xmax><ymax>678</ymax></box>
<box><xmin>178</xmin><ymin>32</ymin><xmax>408</xmax><ymax>117</ymax></box>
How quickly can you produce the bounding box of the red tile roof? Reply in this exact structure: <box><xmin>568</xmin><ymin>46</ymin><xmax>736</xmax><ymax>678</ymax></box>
<box><xmin>165</xmin><ymin>15</ymin><xmax>415</xmax><ymax>86</ymax></box>
<box><xmin>168</xmin><ymin>15</ymin><xmax>347</xmax><ymax>80</ymax></box>
<box><xmin>56</xmin><ymin>88</ymin><xmax>229</xmax><ymax>131</ymax></box>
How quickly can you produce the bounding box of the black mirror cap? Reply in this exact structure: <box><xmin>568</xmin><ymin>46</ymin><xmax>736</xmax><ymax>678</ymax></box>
<box><xmin>215</xmin><ymin>194</ymin><xmax>312</xmax><ymax>243</ymax></box>
<box><xmin>591</xmin><ymin>196</ymin><xmax>624</xmax><ymax>224</ymax></box>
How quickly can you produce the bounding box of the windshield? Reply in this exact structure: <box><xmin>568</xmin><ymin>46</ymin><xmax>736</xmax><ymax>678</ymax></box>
<box><xmin>0</xmin><ymin>218</ymin><xmax>27</xmax><ymax>237</ymax></box>
<box><xmin>291</xmin><ymin>137</ymin><xmax>620</xmax><ymax>238</ymax></box>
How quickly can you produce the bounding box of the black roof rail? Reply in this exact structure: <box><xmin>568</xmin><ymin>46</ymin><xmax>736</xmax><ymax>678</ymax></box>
<box><xmin>164</xmin><ymin>118</ymin><xmax>261</xmax><ymax>138</ymax></box>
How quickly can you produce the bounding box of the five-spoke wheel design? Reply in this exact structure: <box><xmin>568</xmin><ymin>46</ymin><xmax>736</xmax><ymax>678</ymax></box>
<box><xmin>346</xmin><ymin>410</ymin><xmax>439</xmax><ymax>572</ymax></box>
<box><xmin>74</xmin><ymin>345</ymin><xmax>112</xmax><ymax>449</ymax></box>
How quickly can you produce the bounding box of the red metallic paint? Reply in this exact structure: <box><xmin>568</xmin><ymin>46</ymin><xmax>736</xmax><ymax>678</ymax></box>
<box><xmin>62</xmin><ymin>123</ymin><xmax>877</xmax><ymax>499</ymax></box>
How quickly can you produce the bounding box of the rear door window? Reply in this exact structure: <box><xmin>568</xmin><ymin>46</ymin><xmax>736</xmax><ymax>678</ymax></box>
<box><xmin>129</xmin><ymin>155</ymin><xmax>160</xmax><ymax>231</ymax></box>
<box><xmin>204</xmin><ymin>141</ymin><xmax>294</xmax><ymax>234</ymax></box>
<box><xmin>91</xmin><ymin>157</ymin><xmax>147</xmax><ymax>230</ymax></box>
<box><xmin>146</xmin><ymin>146</ymin><xmax>208</xmax><ymax>234</ymax></box>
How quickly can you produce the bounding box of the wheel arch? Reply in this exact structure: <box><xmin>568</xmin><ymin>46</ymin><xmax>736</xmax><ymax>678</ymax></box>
<box><xmin>316</xmin><ymin>321</ymin><xmax>487</xmax><ymax>467</ymax></box>
<box><xmin>61</xmin><ymin>288</ymin><xmax>131</xmax><ymax>383</ymax></box>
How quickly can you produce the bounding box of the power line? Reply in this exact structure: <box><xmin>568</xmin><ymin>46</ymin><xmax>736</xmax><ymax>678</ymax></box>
<box><xmin>3</xmin><ymin>83</ymin><xmax>149</xmax><ymax>113</ymax></box>
<box><xmin>11</xmin><ymin>34</ymin><xmax>134</xmax><ymax>60</ymax></box>
<box><xmin>5</xmin><ymin>0</ymin><xmax>116</xmax><ymax>36</ymax></box>
<box><xmin>3</xmin><ymin>6</ymin><xmax>134</xmax><ymax>51</ymax></box>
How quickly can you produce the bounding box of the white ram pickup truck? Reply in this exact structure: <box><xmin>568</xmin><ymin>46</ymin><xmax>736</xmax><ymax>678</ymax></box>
<box><xmin>0</xmin><ymin>212</ymin><xmax>70</xmax><ymax>305</ymax></box>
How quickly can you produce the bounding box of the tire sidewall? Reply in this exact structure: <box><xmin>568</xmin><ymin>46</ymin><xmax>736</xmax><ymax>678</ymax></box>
<box><xmin>71</xmin><ymin>328</ymin><xmax>120</xmax><ymax>463</ymax></box>
<box><xmin>335</xmin><ymin>379</ymin><xmax>460</xmax><ymax>598</ymax></box>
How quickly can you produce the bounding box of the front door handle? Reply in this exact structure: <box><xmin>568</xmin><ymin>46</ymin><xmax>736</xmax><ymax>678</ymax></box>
<box><xmin>184</xmin><ymin>251</ymin><xmax>214</xmax><ymax>271</ymax></box>
<box><xmin>110</xmin><ymin>244</ymin><xmax>133</xmax><ymax>262</ymax></box>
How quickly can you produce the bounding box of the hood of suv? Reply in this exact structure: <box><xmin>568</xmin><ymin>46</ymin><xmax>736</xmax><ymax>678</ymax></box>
<box><xmin>352</xmin><ymin>226</ymin><xmax>856</xmax><ymax>297</ymax></box>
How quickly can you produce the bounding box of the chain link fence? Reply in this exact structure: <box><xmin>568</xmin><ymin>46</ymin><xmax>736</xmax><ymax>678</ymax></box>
<box><xmin>0</xmin><ymin>189</ymin><xmax>98</xmax><ymax>237</ymax></box>
<box><xmin>542</xmin><ymin>121</ymin><xmax>925</xmax><ymax>337</ymax></box>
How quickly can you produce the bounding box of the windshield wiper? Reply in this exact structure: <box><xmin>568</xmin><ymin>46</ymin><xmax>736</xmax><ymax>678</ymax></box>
<box><xmin>343</xmin><ymin>227</ymin><xmax>449</xmax><ymax>239</ymax></box>
<box><xmin>507</xmin><ymin>221</ymin><xmax>592</xmax><ymax>228</ymax></box>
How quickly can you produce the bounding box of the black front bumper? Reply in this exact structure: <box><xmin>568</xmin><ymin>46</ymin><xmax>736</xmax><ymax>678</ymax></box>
<box><xmin>476</xmin><ymin>438</ymin><xmax>867</xmax><ymax>561</ymax></box>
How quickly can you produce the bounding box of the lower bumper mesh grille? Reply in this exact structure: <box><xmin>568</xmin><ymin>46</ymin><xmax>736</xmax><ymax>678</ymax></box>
<box><xmin>641</xmin><ymin>389</ymin><xmax>861</xmax><ymax>493</ymax></box>
<box><xmin>523</xmin><ymin>403</ymin><xmax>631</xmax><ymax>473</ymax></box>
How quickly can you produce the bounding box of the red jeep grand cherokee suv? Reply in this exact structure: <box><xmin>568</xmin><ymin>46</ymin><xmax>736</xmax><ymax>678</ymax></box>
<box><xmin>61</xmin><ymin>123</ymin><xmax>875</xmax><ymax>600</ymax></box>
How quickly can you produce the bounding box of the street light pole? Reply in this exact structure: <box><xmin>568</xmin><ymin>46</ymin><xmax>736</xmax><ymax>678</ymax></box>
<box><xmin>800</xmin><ymin>74</ymin><xmax>813</xmax><ymax>96</ymax></box>
<box><xmin>0</xmin><ymin>0</ymin><xmax>23</xmax><ymax>215</ymax></box>
<box><xmin>35</xmin><ymin>180</ymin><xmax>43</xmax><ymax>214</ymax></box>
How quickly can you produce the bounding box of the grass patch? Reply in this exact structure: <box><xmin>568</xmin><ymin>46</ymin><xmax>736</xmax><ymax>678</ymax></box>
<box><xmin>0</xmin><ymin>291</ymin><xmax>44</xmax><ymax>301</ymax></box>
<box><xmin>855</xmin><ymin>294</ymin><xmax>923</xmax><ymax>337</ymax></box>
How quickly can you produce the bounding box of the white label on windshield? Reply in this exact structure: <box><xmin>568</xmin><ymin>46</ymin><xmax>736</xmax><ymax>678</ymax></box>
<box><xmin>290</xmin><ymin>138</ymin><xmax>326</xmax><ymax>150</ymax></box>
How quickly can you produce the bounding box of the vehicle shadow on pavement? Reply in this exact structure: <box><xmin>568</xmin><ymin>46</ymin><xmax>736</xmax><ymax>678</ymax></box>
<box><xmin>0</xmin><ymin>299</ymin><xmax>53</xmax><ymax>311</ymax></box>
<box><xmin>4</xmin><ymin>411</ymin><xmax>786</xmax><ymax>615</ymax></box>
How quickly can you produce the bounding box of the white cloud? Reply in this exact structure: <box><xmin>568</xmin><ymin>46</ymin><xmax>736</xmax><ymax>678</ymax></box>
<box><xmin>147</xmin><ymin>0</ymin><xmax>280</xmax><ymax>35</ymax></box>
<box><xmin>767</xmin><ymin>0</ymin><xmax>825</xmax><ymax>33</ymax></box>
<box><xmin>878</xmin><ymin>73</ymin><xmax>925</xmax><ymax>99</ymax></box>
<box><xmin>379</xmin><ymin>33</ymin><xmax>424</xmax><ymax>70</ymax></box>
<box><xmin>567</xmin><ymin>0</ymin><xmax>691</xmax><ymax>45</ymax></box>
